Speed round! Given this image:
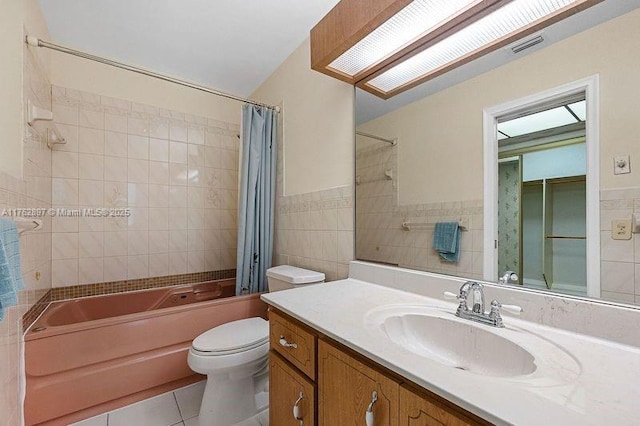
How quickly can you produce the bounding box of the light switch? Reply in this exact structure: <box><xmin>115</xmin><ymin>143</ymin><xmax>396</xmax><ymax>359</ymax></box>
<box><xmin>614</xmin><ymin>155</ymin><xmax>630</xmax><ymax>175</ymax></box>
<box><xmin>612</xmin><ymin>219</ymin><xmax>632</xmax><ymax>240</ymax></box>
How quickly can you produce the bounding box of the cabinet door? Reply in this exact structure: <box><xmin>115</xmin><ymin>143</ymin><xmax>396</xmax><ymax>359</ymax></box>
<box><xmin>318</xmin><ymin>340</ymin><xmax>399</xmax><ymax>426</ymax></box>
<box><xmin>399</xmin><ymin>385</ymin><xmax>486</xmax><ymax>426</ymax></box>
<box><xmin>270</xmin><ymin>352</ymin><xmax>316</xmax><ymax>426</ymax></box>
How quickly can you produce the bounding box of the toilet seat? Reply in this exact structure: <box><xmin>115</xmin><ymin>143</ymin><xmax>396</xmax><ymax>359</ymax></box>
<box><xmin>192</xmin><ymin>317</ymin><xmax>269</xmax><ymax>356</ymax></box>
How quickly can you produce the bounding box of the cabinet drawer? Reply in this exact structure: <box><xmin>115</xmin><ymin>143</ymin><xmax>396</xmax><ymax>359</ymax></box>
<box><xmin>270</xmin><ymin>309</ymin><xmax>316</xmax><ymax>380</ymax></box>
<box><xmin>270</xmin><ymin>352</ymin><xmax>316</xmax><ymax>426</ymax></box>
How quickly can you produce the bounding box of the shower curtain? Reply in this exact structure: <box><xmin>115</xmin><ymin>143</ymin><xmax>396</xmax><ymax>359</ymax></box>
<box><xmin>236</xmin><ymin>105</ymin><xmax>277</xmax><ymax>295</ymax></box>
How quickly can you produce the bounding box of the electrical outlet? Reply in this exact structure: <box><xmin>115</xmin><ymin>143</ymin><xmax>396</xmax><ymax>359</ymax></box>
<box><xmin>612</xmin><ymin>219</ymin><xmax>632</xmax><ymax>240</ymax></box>
<box><xmin>614</xmin><ymin>155</ymin><xmax>630</xmax><ymax>175</ymax></box>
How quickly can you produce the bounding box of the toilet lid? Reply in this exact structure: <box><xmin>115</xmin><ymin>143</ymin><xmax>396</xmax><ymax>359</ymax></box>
<box><xmin>193</xmin><ymin>317</ymin><xmax>269</xmax><ymax>354</ymax></box>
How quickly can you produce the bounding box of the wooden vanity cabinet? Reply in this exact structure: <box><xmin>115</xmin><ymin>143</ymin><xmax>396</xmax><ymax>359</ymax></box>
<box><xmin>318</xmin><ymin>339</ymin><xmax>399</xmax><ymax>425</ymax></box>
<box><xmin>270</xmin><ymin>352</ymin><xmax>316</xmax><ymax>426</ymax></box>
<box><xmin>399</xmin><ymin>385</ymin><xmax>485</xmax><ymax>425</ymax></box>
<box><xmin>268</xmin><ymin>309</ymin><xmax>489</xmax><ymax>426</ymax></box>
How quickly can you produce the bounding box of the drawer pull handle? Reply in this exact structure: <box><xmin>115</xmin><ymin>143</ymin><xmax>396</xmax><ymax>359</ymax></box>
<box><xmin>365</xmin><ymin>391</ymin><xmax>378</xmax><ymax>426</ymax></box>
<box><xmin>279</xmin><ymin>335</ymin><xmax>298</xmax><ymax>349</ymax></box>
<box><xmin>293</xmin><ymin>391</ymin><xmax>304</xmax><ymax>425</ymax></box>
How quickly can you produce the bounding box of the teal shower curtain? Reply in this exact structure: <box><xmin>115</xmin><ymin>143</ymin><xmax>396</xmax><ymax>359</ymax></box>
<box><xmin>236</xmin><ymin>105</ymin><xmax>277</xmax><ymax>295</ymax></box>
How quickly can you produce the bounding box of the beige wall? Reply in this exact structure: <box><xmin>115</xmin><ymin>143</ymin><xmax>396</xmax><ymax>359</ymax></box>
<box><xmin>50</xmin><ymin>52</ymin><xmax>241</xmax><ymax>125</ymax></box>
<box><xmin>358</xmin><ymin>8</ymin><xmax>640</xmax><ymax>204</ymax></box>
<box><xmin>0</xmin><ymin>0</ymin><xmax>50</xmax><ymax>177</ymax></box>
<box><xmin>251</xmin><ymin>38</ymin><xmax>354</xmax><ymax>196</ymax></box>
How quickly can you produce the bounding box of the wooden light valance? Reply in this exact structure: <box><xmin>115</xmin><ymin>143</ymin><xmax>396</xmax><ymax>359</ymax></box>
<box><xmin>310</xmin><ymin>0</ymin><xmax>603</xmax><ymax>99</ymax></box>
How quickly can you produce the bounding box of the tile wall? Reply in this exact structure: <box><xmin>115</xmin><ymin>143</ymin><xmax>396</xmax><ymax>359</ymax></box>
<box><xmin>355</xmin><ymin>142</ymin><xmax>483</xmax><ymax>279</ymax></box>
<box><xmin>0</xmin><ymin>43</ymin><xmax>53</xmax><ymax>425</ymax></box>
<box><xmin>272</xmin><ymin>113</ymin><xmax>354</xmax><ymax>281</ymax></box>
<box><xmin>600</xmin><ymin>188</ymin><xmax>640</xmax><ymax>304</ymax></box>
<box><xmin>49</xmin><ymin>86</ymin><xmax>240</xmax><ymax>287</ymax></box>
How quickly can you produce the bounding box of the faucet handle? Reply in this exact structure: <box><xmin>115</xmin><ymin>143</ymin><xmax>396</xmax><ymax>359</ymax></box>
<box><xmin>490</xmin><ymin>300</ymin><xmax>523</xmax><ymax>315</ymax></box>
<box><xmin>443</xmin><ymin>291</ymin><xmax>460</xmax><ymax>300</ymax></box>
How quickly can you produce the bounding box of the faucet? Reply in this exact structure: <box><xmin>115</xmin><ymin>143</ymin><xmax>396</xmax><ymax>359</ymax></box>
<box><xmin>498</xmin><ymin>270</ymin><xmax>519</xmax><ymax>285</ymax></box>
<box><xmin>444</xmin><ymin>281</ymin><xmax>523</xmax><ymax>328</ymax></box>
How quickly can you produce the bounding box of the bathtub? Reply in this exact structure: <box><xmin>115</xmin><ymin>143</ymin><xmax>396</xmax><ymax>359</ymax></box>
<box><xmin>24</xmin><ymin>279</ymin><xmax>268</xmax><ymax>425</ymax></box>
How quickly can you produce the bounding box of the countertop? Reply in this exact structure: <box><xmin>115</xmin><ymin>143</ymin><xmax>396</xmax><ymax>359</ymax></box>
<box><xmin>261</xmin><ymin>278</ymin><xmax>640</xmax><ymax>425</ymax></box>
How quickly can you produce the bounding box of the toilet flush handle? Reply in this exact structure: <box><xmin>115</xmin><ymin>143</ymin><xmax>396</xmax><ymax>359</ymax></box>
<box><xmin>279</xmin><ymin>335</ymin><xmax>298</xmax><ymax>349</ymax></box>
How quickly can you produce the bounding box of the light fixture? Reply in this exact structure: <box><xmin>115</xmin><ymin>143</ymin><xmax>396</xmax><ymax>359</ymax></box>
<box><xmin>310</xmin><ymin>0</ymin><xmax>602</xmax><ymax>99</ymax></box>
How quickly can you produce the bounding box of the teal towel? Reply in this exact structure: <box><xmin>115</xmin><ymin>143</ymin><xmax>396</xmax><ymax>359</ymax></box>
<box><xmin>0</xmin><ymin>219</ymin><xmax>24</xmax><ymax>322</ymax></box>
<box><xmin>432</xmin><ymin>222</ymin><xmax>460</xmax><ymax>263</ymax></box>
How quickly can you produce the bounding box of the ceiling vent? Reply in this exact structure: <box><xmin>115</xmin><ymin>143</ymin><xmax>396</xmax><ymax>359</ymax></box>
<box><xmin>510</xmin><ymin>35</ymin><xmax>545</xmax><ymax>54</ymax></box>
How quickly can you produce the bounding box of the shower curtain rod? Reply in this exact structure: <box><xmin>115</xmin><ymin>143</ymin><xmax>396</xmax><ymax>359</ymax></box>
<box><xmin>25</xmin><ymin>36</ymin><xmax>280</xmax><ymax>112</ymax></box>
<box><xmin>356</xmin><ymin>131</ymin><xmax>397</xmax><ymax>146</ymax></box>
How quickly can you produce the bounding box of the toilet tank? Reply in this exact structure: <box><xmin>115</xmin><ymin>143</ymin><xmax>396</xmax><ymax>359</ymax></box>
<box><xmin>266</xmin><ymin>265</ymin><xmax>325</xmax><ymax>292</ymax></box>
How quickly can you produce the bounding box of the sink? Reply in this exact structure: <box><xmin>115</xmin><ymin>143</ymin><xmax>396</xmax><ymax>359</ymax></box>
<box><xmin>365</xmin><ymin>305</ymin><xmax>580</xmax><ymax>381</ymax></box>
<box><xmin>381</xmin><ymin>312</ymin><xmax>536</xmax><ymax>377</ymax></box>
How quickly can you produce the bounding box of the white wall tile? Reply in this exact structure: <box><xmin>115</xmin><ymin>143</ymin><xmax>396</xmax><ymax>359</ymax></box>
<box><xmin>52</xmin><ymin>233</ymin><xmax>78</xmax><ymax>260</ymax></box>
<box><xmin>150</xmin><ymin>138</ymin><xmax>169</xmax><ymax>162</ymax></box>
<box><xmin>79</xmin><ymin>180</ymin><xmax>104</xmax><ymax>206</ymax></box>
<box><xmin>149</xmin><ymin>161</ymin><xmax>169</xmax><ymax>185</ymax></box>
<box><xmin>52</xmin><ymin>178</ymin><xmax>79</xmax><ymax>206</ymax></box>
<box><xmin>52</xmin><ymin>258</ymin><xmax>78</xmax><ymax>287</ymax></box>
<box><xmin>170</xmin><ymin>142</ymin><xmax>188</xmax><ymax>164</ymax></box>
<box><xmin>149</xmin><ymin>253</ymin><xmax>169</xmax><ymax>277</ymax></box>
<box><xmin>79</xmin><ymin>257</ymin><xmax>104</xmax><ymax>285</ymax></box>
<box><xmin>78</xmin><ymin>127</ymin><xmax>104</xmax><ymax>154</ymax></box>
<box><xmin>105</xmin><ymin>114</ymin><xmax>127</xmax><ymax>133</ymax></box>
<box><xmin>127</xmin><ymin>255</ymin><xmax>149</xmax><ymax>279</ymax></box>
<box><xmin>104</xmin><ymin>231</ymin><xmax>128</xmax><ymax>257</ymax></box>
<box><xmin>78</xmin><ymin>109</ymin><xmax>104</xmax><ymax>130</ymax></box>
<box><xmin>149</xmin><ymin>184</ymin><xmax>169</xmax><ymax>207</ymax></box>
<box><xmin>170</xmin><ymin>123</ymin><xmax>188</xmax><ymax>142</ymax></box>
<box><xmin>149</xmin><ymin>230</ymin><xmax>169</xmax><ymax>254</ymax></box>
<box><xmin>79</xmin><ymin>232</ymin><xmax>104</xmax><ymax>258</ymax></box>
<box><xmin>79</xmin><ymin>153</ymin><xmax>104</xmax><ymax>181</ymax></box>
<box><xmin>128</xmin><ymin>135</ymin><xmax>150</xmax><ymax>160</ymax></box>
<box><xmin>104</xmin><ymin>256</ymin><xmax>127</xmax><ymax>281</ymax></box>
<box><xmin>149</xmin><ymin>120</ymin><xmax>169</xmax><ymax>139</ymax></box>
<box><xmin>128</xmin><ymin>230</ymin><xmax>149</xmax><ymax>255</ymax></box>
<box><xmin>53</xmin><ymin>103</ymin><xmax>78</xmax><ymax>126</ymax></box>
<box><xmin>105</xmin><ymin>131</ymin><xmax>128</xmax><ymax>157</ymax></box>
<box><xmin>52</xmin><ymin>151</ymin><xmax>79</xmax><ymax>179</ymax></box>
<box><xmin>128</xmin><ymin>159</ymin><xmax>149</xmax><ymax>183</ymax></box>
<box><xmin>104</xmin><ymin>157</ymin><xmax>128</xmax><ymax>183</ymax></box>
<box><xmin>128</xmin><ymin>117</ymin><xmax>149</xmax><ymax>136</ymax></box>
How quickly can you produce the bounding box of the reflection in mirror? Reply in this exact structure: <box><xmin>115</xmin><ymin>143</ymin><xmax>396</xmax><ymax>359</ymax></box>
<box><xmin>497</xmin><ymin>96</ymin><xmax>587</xmax><ymax>297</ymax></box>
<box><xmin>355</xmin><ymin>4</ymin><xmax>640</xmax><ymax>307</ymax></box>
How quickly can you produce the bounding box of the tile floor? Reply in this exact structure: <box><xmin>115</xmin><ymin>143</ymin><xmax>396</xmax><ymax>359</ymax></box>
<box><xmin>71</xmin><ymin>381</ymin><xmax>206</xmax><ymax>426</ymax></box>
<box><xmin>71</xmin><ymin>379</ymin><xmax>269</xmax><ymax>426</ymax></box>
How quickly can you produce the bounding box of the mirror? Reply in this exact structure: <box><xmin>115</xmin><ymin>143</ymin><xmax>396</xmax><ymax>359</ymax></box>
<box><xmin>355</xmin><ymin>4</ymin><xmax>640</xmax><ymax>306</ymax></box>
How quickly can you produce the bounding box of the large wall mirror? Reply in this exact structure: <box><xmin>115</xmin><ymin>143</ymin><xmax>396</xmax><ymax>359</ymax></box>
<box><xmin>355</xmin><ymin>3</ymin><xmax>640</xmax><ymax>306</ymax></box>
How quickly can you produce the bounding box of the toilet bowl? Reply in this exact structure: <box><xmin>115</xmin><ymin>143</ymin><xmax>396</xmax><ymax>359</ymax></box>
<box><xmin>188</xmin><ymin>317</ymin><xmax>269</xmax><ymax>426</ymax></box>
<box><xmin>188</xmin><ymin>265</ymin><xmax>325</xmax><ymax>426</ymax></box>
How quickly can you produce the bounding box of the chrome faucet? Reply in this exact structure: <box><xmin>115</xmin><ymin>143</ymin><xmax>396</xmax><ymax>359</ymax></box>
<box><xmin>498</xmin><ymin>270</ymin><xmax>519</xmax><ymax>285</ymax></box>
<box><xmin>444</xmin><ymin>281</ymin><xmax>523</xmax><ymax>328</ymax></box>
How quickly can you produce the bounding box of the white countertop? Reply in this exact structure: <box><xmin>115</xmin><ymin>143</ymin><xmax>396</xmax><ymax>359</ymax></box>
<box><xmin>261</xmin><ymin>279</ymin><xmax>640</xmax><ymax>426</ymax></box>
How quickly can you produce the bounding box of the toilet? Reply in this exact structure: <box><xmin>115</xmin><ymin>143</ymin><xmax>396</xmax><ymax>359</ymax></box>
<box><xmin>188</xmin><ymin>265</ymin><xmax>325</xmax><ymax>426</ymax></box>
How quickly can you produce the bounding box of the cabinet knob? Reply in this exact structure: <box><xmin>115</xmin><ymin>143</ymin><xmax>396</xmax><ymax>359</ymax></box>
<box><xmin>365</xmin><ymin>391</ymin><xmax>378</xmax><ymax>426</ymax></box>
<box><xmin>293</xmin><ymin>391</ymin><xmax>304</xmax><ymax>424</ymax></box>
<box><xmin>279</xmin><ymin>335</ymin><xmax>298</xmax><ymax>349</ymax></box>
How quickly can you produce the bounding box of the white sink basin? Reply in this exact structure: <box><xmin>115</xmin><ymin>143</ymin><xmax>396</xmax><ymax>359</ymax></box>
<box><xmin>365</xmin><ymin>305</ymin><xmax>580</xmax><ymax>381</ymax></box>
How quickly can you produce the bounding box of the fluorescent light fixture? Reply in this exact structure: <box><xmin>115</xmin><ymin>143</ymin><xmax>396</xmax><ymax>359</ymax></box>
<box><xmin>363</xmin><ymin>0</ymin><xmax>590</xmax><ymax>96</ymax></box>
<box><xmin>498</xmin><ymin>105</ymin><xmax>578</xmax><ymax>137</ymax></box>
<box><xmin>328</xmin><ymin>0</ymin><xmax>478</xmax><ymax>77</ymax></box>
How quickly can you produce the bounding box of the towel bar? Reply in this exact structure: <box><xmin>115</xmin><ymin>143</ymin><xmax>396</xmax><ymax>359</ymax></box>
<box><xmin>402</xmin><ymin>219</ymin><xmax>469</xmax><ymax>232</ymax></box>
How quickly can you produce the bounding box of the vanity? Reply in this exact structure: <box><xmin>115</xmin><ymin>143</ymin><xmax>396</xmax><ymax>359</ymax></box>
<box><xmin>261</xmin><ymin>261</ymin><xmax>640</xmax><ymax>425</ymax></box>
